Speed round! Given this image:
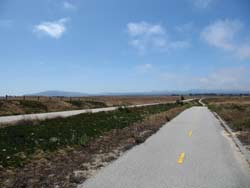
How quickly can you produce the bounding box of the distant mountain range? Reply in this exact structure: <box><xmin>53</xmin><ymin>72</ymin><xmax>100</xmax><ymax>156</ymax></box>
<box><xmin>27</xmin><ymin>89</ymin><xmax>250</xmax><ymax>97</ymax></box>
<box><xmin>28</xmin><ymin>90</ymin><xmax>89</xmax><ymax>97</ymax></box>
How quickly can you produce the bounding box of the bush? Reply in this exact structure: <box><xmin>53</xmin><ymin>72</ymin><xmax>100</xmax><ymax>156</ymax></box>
<box><xmin>175</xmin><ymin>99</ymin><xmax>183</xmax><ymax>105</ymax></box>
<box><xmin>68</xmin><ymin>100</ymin><xmax>107</xmax><ymax>108</ymax></box>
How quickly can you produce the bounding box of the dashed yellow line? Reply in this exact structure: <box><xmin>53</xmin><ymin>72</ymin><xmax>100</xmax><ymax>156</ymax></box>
<box><xmin>177</xmin><ymin>131</ymin><xmax>192</xmax><ymax>164</ymax></box>
<box><xmin>188</xmin><ymin>131</ymin><xmax>193</xmax><ymax>137</ymax></box>
<box><xmin>178</xmin><ymin>152</ymin><xmax>186</xmax><ymax>164</ymax></box>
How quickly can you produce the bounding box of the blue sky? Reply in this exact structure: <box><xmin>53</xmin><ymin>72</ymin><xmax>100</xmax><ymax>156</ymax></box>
<box><xmin>0</xmin><ymin>0</ymin><xmax>250</xmax><ymax>95</ymax></box>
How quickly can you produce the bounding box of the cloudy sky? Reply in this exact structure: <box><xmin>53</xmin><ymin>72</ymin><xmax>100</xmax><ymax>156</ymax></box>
<box><xmin>0</xmin><ymin>0</ymin><xmax>250</xmax><ymax>95</ymax></box>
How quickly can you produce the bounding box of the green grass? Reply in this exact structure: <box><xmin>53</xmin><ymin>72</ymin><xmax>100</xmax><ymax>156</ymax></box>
<box><xmin>0</xmin><ymin>103</ymin><xmax>187</xmax><ymax>167</ymax></box>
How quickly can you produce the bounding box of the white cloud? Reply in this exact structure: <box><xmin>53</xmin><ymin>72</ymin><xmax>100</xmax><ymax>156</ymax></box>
<box><xmin>198</xmin><ymin>67</ymin><xmax>250</xmax><ymax>90</ymax></box>
<box><xmin>141</xmin><ymin>63</ymin><xmax>152</xmax><ymax>70</ymax></box>
<box><xmin>63</xmin><ymin>1</ymin><xmax>77</xmax><ymax>10</ymax></box>
<box><xmin>127</xmin><ymin>21</ymin><xmax>190</xmax><ymax>53</ymax></box>
<box><xmin>201</xmin><ymin>19</ymin><xmax>250</xmax><ymax>60</ymax></box>
<box><xmin>160</xmin><ymin>67</ymin><xmax>250</xmax><ymax>90</ymax></box>
<box><xmin>127</xmin><ymin>22</ymin><xmax>165</xmax><ymax>36</ymax></box>
<box><xmin>136</xmin><ymin>63</ymin><xmax>153</xmax><ymax>73</ymax></box>
<box><xmin>236</xmin><ymin>45</ymin><xmax>250</xmax><ymax>60</ymax></box>
<box><xmin>169</xmin><ymin>41</ymin><xmax>191</xmax><ymax>49</ymax></box>
<box><xmin>175</xmin><ymin>22</ymin><xmax>195</xmax><ymax>33</ymax></box>
<box><xmin>143</xmin><ymin>63</ymin><xmax>152</xmax><ymax>69</ymax></box>
<box><xmin>191</xmin><ymin>0</ymin><xmax>213</xmax><ymax>8</ymax></box>
<box><xmin>33</xmin><ymin>18</ymin><xmax>69</xmax><ymax>39</ymax></box>
<box><xmin>201</xmin><ymin>19</ymin><xmax>242</xmax><ymax>50</ymax></box>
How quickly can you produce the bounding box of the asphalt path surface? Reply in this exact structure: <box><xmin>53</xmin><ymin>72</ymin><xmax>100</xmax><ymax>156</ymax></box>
<box><xmin>79</xmin><ymin>106</ymin><xmax>250</xmax><ymax>188</ymax></box>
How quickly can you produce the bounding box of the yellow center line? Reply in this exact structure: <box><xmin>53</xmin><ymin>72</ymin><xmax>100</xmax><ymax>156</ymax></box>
<box><xmin>188</xmin><ymin>130</ymin><xmax>193</xmax><ymax>137</ymax></box>
<box><xmin>178</xmin><ymin>152</ymin><xmax>186</xmax><ymax>164</ymax></box>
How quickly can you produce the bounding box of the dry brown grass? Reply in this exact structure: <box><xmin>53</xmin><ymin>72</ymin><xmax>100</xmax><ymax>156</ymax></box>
<box><xmin>87</xmin><ymin>96</ymin><xmax>180</xmax><ymax>106</ymax></box>
<box><xmin>205</xmin><ymin>96</ymin><xmax>250</xmax><ymax>149</ymax></box>
<box><xmin>0</xmin><ymin>96</ymin><xmax>181</xmax><ymax>116</ymax></box>
<box><xmin>205</xmin><ymin>96</ymin><xmax>250</xmax><ymax>105</ymax></box>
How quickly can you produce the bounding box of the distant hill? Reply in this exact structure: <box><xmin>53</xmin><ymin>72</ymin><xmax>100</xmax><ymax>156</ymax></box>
<box><xmin>185</xmin><ymin>89</ymin><xmax>250</xmax><ymax>95</ymax></box>
<box><xmin>27</xmin><ymin>89</ymin><xmax>250</xmax><ymax>97</ymax></box>
<box><xmin>100</xmin><ymin>89</ymin><xmax>250</xmax><ymax>96</ymax></box>
<box><xmin>28</xmin><ymin>90</ymin><xmax>89</xmax><ymax>97</ymax></box>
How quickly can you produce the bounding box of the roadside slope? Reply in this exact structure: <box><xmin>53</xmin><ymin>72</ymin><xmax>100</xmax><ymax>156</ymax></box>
<box><xmin>0</xmin><ymin>100</ymin><xmax>194</xmax><ymax>125</ymax></box>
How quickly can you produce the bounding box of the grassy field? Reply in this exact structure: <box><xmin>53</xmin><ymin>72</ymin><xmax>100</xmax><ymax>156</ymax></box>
<box><xmin>204</xmin><ymin>97</ymin><xmax>250</xmax><ymax>148</ymax></box>
<box><xmin>0</xmin><ymin>96</ymin><xmax>181</xmax><ymax>116</ymax></box>
<box><xmin>0</xmin><ymin>99</ymin><xmax>108</xmax><ymax>116</ymax></box>
<box><xmin>0</xmin><ymin>100</ymin><xmax>198</xmax><ymax>188</ymax></box>
<box><xmin>0</xmin><ymin>102</ymin><xmax>193</xmax><ymax>168</ymax></box>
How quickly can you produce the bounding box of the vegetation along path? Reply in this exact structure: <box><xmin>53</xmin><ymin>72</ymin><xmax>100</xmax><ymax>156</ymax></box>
<box><xmin>0</xmin><ymin>102</ymin><xmax>194</xmax><ymax>187</ymax></box>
